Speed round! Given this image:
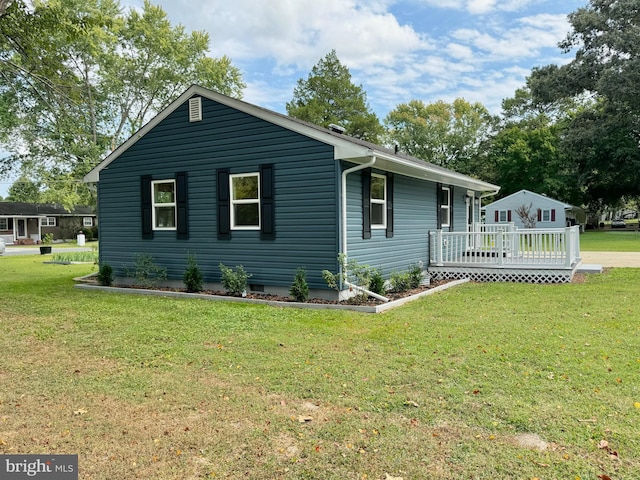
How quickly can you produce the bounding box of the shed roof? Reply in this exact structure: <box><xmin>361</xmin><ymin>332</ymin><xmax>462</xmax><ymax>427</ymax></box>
<box><xmin>84</xmin><ymin>85</ymin><xmax>500</xmax><ymax>194</ymax></box>
<box><xmin>482</xmin><ymin>189</ymin><xmax>575</xmax><ymax>210</ymax></box>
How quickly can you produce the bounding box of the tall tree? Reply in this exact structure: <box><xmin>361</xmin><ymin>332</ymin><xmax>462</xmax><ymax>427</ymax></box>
<box><xmin>0</xmin><ymin>0</ymin><xmax>245</xmax><ymax>208</ymax></box>
<box><xmin>6</xmin><ymin>175</ymin><xmax>40</xmax><ymax>203</ymax></box>
<box><xmin>384</xmin><ymin>98</ymin><xmax>496</xmax><ymax>176</ymax></box>
<box><xmin>527</xmin><ymin>0</ymin><xmax>640</xmax><ymax>207</ymax></box>
<box><xmin>286</xmin><ymin>50</ymin><xmax>383</xmax><ymax>143</ymax></box>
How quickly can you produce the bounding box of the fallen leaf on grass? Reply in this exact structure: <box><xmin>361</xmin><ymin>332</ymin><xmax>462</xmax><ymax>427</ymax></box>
<box><xmin>404</xmin><ymin>400</ymin><xmax>419</xmax><ymax>408</ymax></box>
<box><xmin>597</xmin><ymin>475</ymin><xmax>612</xmax><ymax>480</ymax></box>
<box><xmin>598</xmin><ymin>440</ymin><xmax>609</xmax><ymax>450</ymax></box>
<box><xmin>297</xmin><ymin>416</ymin><xmax>313</xmax><ymax>423</ymax></box>
<box><xmin>73</xmin><ymin>409</ymin><xmax>87</xmax><ymax>416</ymax></box>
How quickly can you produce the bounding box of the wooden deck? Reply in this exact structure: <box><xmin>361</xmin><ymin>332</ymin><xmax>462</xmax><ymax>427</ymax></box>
<box><xmin>428</xmin><ymin>224</ymin><xmax>581</xmax><ymax>283</ymax></box>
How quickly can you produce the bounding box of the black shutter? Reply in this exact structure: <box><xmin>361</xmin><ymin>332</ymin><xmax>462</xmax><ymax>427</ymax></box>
<box><xmin>176</xmin><ymin>171</ymin><xmax>188</xmax><ymax>240</ymax></box>
<box><xmin>449</xmin><ymin>187</ymin><xmax>454</xmax><ymax>230</ymax></box>
<box><xmin>386</xmin><ymin>173</ymin><xmax>394</xmax><ymax>238</ymax></box>
<box><xmin>362</xmin><ymin>168</ymin><xmax>371</xmax><ymax>239</ymax></box>
<box><xmin>436</xmin><ymin>183</ymin><xmax>442</xmax><ymax>229</ymax></box>
<box><xmin>260</xmin><ymin>164</ymin><xmax>275</xmax><ymax>240</ymax></box>
<box><xmin>141</xmin><ymin>175</ymin><xmax>153</xmax><ymax>239</ymax></box>
<box><xmin>217</xmin><ymin>169</ymin><xmax>231</xmax><ymax>240</ymax></box>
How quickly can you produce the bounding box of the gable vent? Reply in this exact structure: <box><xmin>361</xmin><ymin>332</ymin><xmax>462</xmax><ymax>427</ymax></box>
<box><xmin>189</xmin><ymin>97</ymin><xmax>202</xmax><ymax>122</ymax></box>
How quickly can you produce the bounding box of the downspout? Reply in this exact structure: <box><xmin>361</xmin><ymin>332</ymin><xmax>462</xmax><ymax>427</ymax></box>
<box><xmin>340</xmin><ymin>153</ymin><xmax>390</xmax><ymax>303</ymax></box>
<box><xmin>341</xmin><ymin>153</ymin><xmax>376</xmax><ymax>257</ymax></box>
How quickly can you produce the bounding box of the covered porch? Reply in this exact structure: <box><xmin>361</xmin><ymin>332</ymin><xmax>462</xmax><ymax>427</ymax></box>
<box><xmin>428</xmin><ymin>224</ymin><xmax>582</xmax><ymax>283</ymax></box>
<box><xmin>0</xmin><ymin>215</ymin><xmax>46</xmax><ymax>245</ymax></box>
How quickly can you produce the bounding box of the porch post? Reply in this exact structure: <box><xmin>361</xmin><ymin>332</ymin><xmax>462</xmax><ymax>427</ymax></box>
<box><xmin>565</xmin><ymin>227</ymin><xmax>573</xmax><ymax>267</ymax></box>
<box><xmin>436</xmin><ymin>229</ymin><xmax>443</xmax><ymax>266</ymax></box>
<box><xmin>496</xmin><ymin>231</ymin><xmax>504</xmax><ymax>266</ymax></box>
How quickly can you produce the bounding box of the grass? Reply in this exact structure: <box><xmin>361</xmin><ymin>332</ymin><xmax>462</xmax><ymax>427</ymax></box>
<box><xmin>1</xmin><ymin>256</ymin><xmax>639</xmax><ymax>479</ymax></box>
<box><xmin>580</xmin><ymin>231</ymin><xmax>640</xmax><ymax>252</ymax></box>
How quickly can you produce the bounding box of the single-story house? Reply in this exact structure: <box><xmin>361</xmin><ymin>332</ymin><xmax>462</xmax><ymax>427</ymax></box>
<box><xmin>84</xmin><ymin>85</ymin><xmax>500</xmax><ymax>299</ymax></box>
<box><xmin>0</xmin><ymin>202</ymin><xmax>97</xmax><ymax>245</ymax></box>
<box><xmin>482</xmin><ymin>190</ymin><xmax>585</xmax><ymax>230</ymax></box>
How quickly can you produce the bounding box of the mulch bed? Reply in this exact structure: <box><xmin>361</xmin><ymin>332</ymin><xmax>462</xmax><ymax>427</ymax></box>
<box><xmin>116</xmin><ymin>280</ymin><xmax>454</xmax><ymax>306</ymax></box>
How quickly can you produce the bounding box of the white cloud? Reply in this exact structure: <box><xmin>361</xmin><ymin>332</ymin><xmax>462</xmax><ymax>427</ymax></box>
<box><xmin>409</xmin><ymin>0</ymin><xmax>549</xmax><ymax>14</ymax></box>
<box><xmin>451</xmin><ymin>13</ymin><xmax>570</xmax><ymax>60</ymax></box>
<box><xmin>134</xmin><ymin>0</ymin><xmax>431</xmax><ymax>73</ymax></box>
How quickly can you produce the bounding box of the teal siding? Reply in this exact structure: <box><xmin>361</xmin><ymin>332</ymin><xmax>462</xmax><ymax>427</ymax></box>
<box><xmin>98</xmin><ymin>97</ymin><xmax>338</xmax><ymax>289</ymax></box>
<box><xmin>345</xmin><ymin>174</ymin><xmax>474</xmax><ymax>276</ymax></box>
<box><xmin>346</xmin><ymin>167</ymin><xmax>437</xmax><ymax>275</ymax></box>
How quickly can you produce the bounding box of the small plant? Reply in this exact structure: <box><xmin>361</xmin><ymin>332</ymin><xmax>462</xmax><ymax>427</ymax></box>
<box><xmin>408</xmin><ymin>263</ymin><xmax>424</xmax><ymax>289</ymax></box>
<box><xmin>219</xmin><ymin>263</ymin><xmax>251</xmax><ymax>296</ymax></box>
<box><xmin>321</xmin><ymin>255</ymin><xmax>382</xmax><ymax>299</ymax></box>
<box><xmin>42</xmin><ymin>233</ymin><xmax>53</xmax><ymax>245</ymax></box>
<box><xmin>123</xmin><ymin>254</ymin><xmax>168</xmax><ymax>288</ymax></box>
<box><xmin>369</xmin><ymin>268</ymin><xmax>385</xmax><ymax>295</ymax></box>
<box><xmin>289</xmin><ymin>267</ymin><xmax>310</xmax><ymax>302</ymax></box>
<box><xmin>97</xmin><ymin>263</ymin><xmax>114</xmax><ymax>286</ymax></box>
<box><xmin>322</xmin><ymin>253</ymin><xmax>347</xmax><ymax>292</ymax></box>
<box><xmin>183</xmin><ymin>253</ymin><xmax>203</xmax><ymax>293</ymax></box>
<box><xmin>389</xmin><ymin>271</ymin><xmax>412</xmax><ymax>293</ymax></box>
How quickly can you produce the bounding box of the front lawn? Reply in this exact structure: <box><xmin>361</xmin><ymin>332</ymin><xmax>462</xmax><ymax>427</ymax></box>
<box><xmin>580</xmin><ymin>230</ymin><xmax>640</xmax><ymax>252</ymax></box>
<box><xmin>1</xmin><ymin>256</ymin><xmax>638</xmax><ymax>479</ymax></box>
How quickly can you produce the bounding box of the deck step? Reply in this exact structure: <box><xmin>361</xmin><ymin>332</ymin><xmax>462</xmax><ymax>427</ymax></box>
<box><xmin>576</xmin><ymin>263</ymin><xmax>603</xmax><ymax>274</ymax></box>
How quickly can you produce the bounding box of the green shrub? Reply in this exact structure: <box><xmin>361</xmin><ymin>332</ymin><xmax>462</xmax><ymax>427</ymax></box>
<box><xmin>123</xmin><ymin>254</ymin><xmax>168</xmax><ymax>288</ymax></box>
<box><xmin>322</xmin><ymin>255</ymin><xmax>384</xmax><ymax>299</ymax></box>
<box><xmin>97</xmin><ymin>263</ymin><xmax>114</xmax><ymax>286</ymax></box>
<box><xmin>408</xmin><ymin>263</ymin><xmax>424</xmax><ymax>289</ymax></box>
<box><xmin>369</xmin><ymin>268</ymin><xmax>385</xmax><ymax>295</ymax></box>
<box><xmin>289</xmin><ymin>267</ymin><xmax>310</xmax><ymax>302</ymax></box>
<box><xmin>183</xmin><ymin>254</ymin><xmax>203</xmax><ymax>293</ymax></box>
<box><xmin>390</xmin><ymin>271</ymin><xmax>412</xmax><ymax>293</ymax></box>
<box><xmin>219</xmin><ymin>263</ymin><xmax>251</xmax><ymax>296</ymax></box>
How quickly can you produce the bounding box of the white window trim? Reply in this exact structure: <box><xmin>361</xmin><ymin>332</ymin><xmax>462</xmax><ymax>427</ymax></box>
<box><xmin>371</xmin><ymin>173</ymin><xmax>387</xmax><ymax>229</ymax></box>
<box><xmin>441</xmin><ymin>186</ymin><xmax>451</xmax><ymax>228</ymax></box>
<box><xmin>42</xmin><ymin>217</ymin><xmax>56</xmax><ymax>227</ymax></box>
<box><xmin>542</xmin><ymin>209</ymin><xmax>551</xmax><ymax>222</ymax></box>
<box><xmin>499</xmin><ymin>210</ymin><xmax>508</xmax><ymax>222</ymax></box>
<box><xmin>0</xmin><ymin>218</ymin><xmax>8</xmax><ymax>230</ymax></box>
<box><xmin>230</xmin><ymin>172</ymin><xmax>261</xmax><ymax>230</ymax></box>
<box><xmin>83</xmin><ymin>217</ymin><xmax>93</xmax><ymax>227</ymax></box>
<box><xmin>152</xmin><ymin>179</ymin><xmax>176</xmax><ymax>230</ymax></box>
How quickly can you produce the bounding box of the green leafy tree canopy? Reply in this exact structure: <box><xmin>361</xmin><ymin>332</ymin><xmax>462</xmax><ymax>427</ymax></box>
<box><xmin>286</xmin><ymin>50</ymin><xmax>383</xmax><ymax>143</ymax></box>
<box><xmin>384</xmin><ymin>98</ymin><xmax>496</xmax><ymax>176</ymax></box>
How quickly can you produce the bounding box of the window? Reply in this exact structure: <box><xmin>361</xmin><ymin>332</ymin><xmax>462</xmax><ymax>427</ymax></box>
<box><xmin>370</xmin><ymin>174</ymin><xmax>386</xmax><ymax>228</ymax></box>
<box><xmin>231</xmin><ymin>173</ymin><xmax>260</xmax><ymax>229</ymax></box>
<box><xmin>42</xmin><ymin>217</ymin><xmax>56</xmax><ymax>227</ymax></box>
<box><xmin>152</xmin><ymin>180</ymin><xmax>176</xmax><ymax>229</ymax></box>
<box><xmin>440</xmin><ymin>186</ymin><xmax>451</xmax><ymax>228</ymax></box>
<box><xmin>83</xmin><ymin>217</ymin><xmax>93</xmax><ymax>227</ymax></box>
<box><xmin>0</xmin><ymin>218</ymin><xmax>7</xmax><ymax>230</ymax></box>
<box><xmin>542</xmin><ymin>209</ymin><xmax>551</xmax><ymax>222</ymax></box>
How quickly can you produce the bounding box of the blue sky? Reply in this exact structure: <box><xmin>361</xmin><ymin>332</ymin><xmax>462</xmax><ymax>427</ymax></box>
<box><xmin>122</xmin><ymin>0</ymin><xmax>586</xmax><ymax>117</ymax></box>
<box><xmin>0</xmin><ymin>0</ymin><xmax>586</xmax><ymax>198</ymax></box>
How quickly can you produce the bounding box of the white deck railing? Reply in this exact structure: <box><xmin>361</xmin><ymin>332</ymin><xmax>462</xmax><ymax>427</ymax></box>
<box><xmin>430</xmin><ymin>225</ymin><xmax>581</xmax><ymax>268</ymax></box>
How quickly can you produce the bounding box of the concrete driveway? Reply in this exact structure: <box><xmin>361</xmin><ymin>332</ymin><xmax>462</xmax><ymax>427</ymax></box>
<box><xmin>580</xmin><ymin>251</ymin><xmax>640</xmax><ymax>268</ymax></box>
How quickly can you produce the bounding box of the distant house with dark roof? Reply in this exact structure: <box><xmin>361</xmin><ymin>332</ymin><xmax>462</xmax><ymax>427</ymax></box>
<box><xmin>0</xmin><ymin>202</ymin><xmax>97</xmax><ymax>244</ymax></box>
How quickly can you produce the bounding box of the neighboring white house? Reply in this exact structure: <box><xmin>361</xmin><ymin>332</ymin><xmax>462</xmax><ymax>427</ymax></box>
<box><xmin>482</xmin><ymin>189</ymin><xmax>585</xmax><ymax>230</ymax></box>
